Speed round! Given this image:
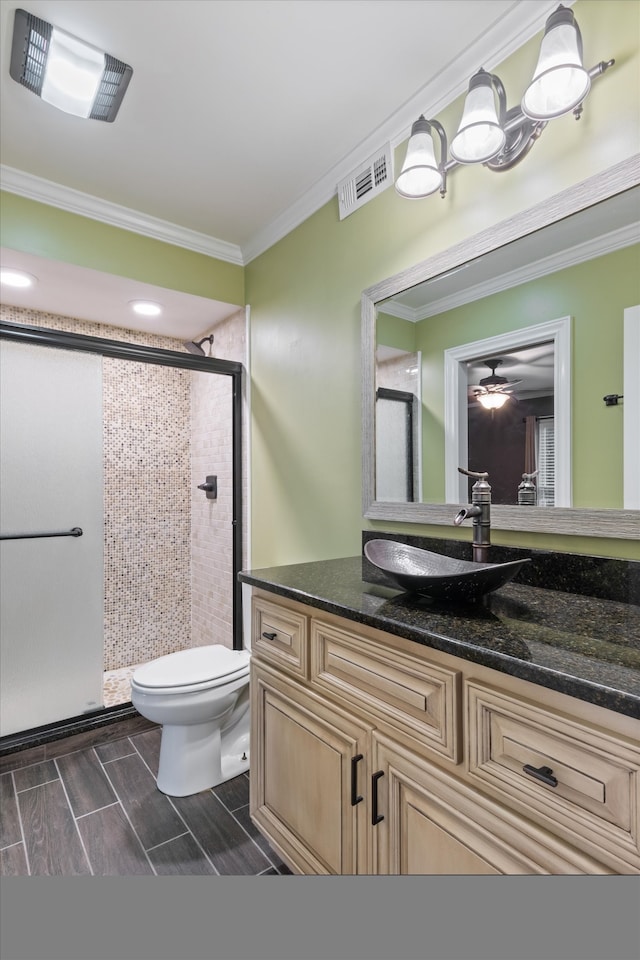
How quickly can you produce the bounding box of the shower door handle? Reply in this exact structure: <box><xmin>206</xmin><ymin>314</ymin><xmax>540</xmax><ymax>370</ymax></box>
<box><xmin>0</xmin><ymin>527</ymin><xmax>83</xmax><ymax>540</ymax></box>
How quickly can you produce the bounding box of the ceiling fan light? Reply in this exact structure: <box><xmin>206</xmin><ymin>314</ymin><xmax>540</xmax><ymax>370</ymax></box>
<box><xmin>450</xmin><ymin>70</ymin><xmax>506</xmax><ymax>164</ymax></box>
<box><xmin>521</xmin><ymin>4</ymin><xmax>591</xmax><ymax>120</ymax></box>
<box><xmin>477</xmin><ymin>391</ymin><xmax>510</xmax><ymax>410</ymax></box>
<box><xmin>395</xmin><ymin>117</ymin><xmax>443</xmax><ymax>198</ymax></box>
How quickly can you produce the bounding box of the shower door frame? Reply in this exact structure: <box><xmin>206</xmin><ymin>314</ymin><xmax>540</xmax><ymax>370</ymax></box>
<box><xmin>0</xmin><ymin>319</ymin><xmax>245</xmax><ymax>750</ymax></box>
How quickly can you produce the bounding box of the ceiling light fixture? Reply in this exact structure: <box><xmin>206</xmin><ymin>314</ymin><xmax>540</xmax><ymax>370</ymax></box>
<box><xmin>472</xmin><ymin>359</ymin><xmax>521</xmax><ymax>411</ymax></box>
<box><xmin>9</xmin><ymin>8</ymin><xmax>133</xmax><ymax>121</ymax></box>
<box><xmin>129</xmin><ymin>300</ymin><xmax>162</xmax><ymax>317</ymax></box>
<box><xmin>396</xmin><ymin>4</ymin><xmax>614</xmax><ymax>199</ymax></box>
<box><xmin>0</xmin><ymin>268</ymin><xmax>37</xmax><ymax>288</ymax></box>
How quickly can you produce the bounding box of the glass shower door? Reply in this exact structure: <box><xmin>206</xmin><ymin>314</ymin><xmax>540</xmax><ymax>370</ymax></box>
<box><xmin>0</xmin><ymin>340</ymin><xmax>104</xmax><ymax>736</ymax></box>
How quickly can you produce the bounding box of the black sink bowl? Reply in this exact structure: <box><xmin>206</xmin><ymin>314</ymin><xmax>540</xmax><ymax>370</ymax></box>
<box><xmin>364</xmin><ymin>540</ymin><xmax>530</xmax><ymax>602</ymax></box>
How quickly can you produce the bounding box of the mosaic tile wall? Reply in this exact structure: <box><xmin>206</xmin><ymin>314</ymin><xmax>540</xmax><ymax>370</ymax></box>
<box><xmin>1</xmin><ymin>303</ymin><xmax>247</xmax><ymax>673</ymax></box>
<box><xmin>103</xmin><ymin>357</ymin><xmax>191</xmax><ymax>669</ymax></box>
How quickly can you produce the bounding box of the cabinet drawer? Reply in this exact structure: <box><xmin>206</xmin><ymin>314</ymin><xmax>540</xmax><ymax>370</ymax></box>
<box><xmin>466</xmin><ymin>681</ymin><xmax>640</xmax><ymax>872</ymax></box>
<box><xmin>311</xmin><ymin>618</ymin><xmax>461</xmax><ymax>763</ymax></box>
<box><xmin>252</xmin><ymin>595</ymin><xmax>308</xmax><ymax>679</ymax></box>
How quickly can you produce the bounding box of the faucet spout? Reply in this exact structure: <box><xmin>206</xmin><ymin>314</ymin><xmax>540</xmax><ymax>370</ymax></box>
<box><xmin>453</xmin><ymin>505</ymin><xmax>481</xmax><ymax>526</ymax></box>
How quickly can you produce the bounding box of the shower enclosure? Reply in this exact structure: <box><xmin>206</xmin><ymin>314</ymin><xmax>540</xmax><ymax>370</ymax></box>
<box><xmin>0</xmin><ymin>318</ymin><xmax>244</xmax><ymax>743</ymax></box>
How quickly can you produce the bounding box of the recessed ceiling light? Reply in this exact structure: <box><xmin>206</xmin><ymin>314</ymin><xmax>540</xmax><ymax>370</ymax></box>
<box><xmin>129</xmin><ymin>300</ymin><xmax>162</xmax><ymax>317</ymax></box>
<box><xmin>0</xmin><ymin>269</ymin><xmax>37</xmax><ymax>288</ymax></box>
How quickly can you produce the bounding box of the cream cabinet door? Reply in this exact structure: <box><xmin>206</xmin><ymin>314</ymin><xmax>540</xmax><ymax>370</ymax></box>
<box><xmin>250</xmin><ymin>661</ymin><xmax>371</xmax><ymax>874</ymax></box>
<box><xmin>370</xmin><ymin>733</ymin><xmax>603</xmax><ymax>875</ymax></box>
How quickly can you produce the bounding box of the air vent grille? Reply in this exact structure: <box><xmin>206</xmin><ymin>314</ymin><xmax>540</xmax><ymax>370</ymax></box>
<box><xmin>337</xmin><ymin>144</ymin><xmax>393</xmax><ymax>220</ymax></box>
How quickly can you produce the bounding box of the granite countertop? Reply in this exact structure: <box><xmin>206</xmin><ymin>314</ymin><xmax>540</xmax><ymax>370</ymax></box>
<box><xmin>239</xmin><ymin>556</ymin><xmax>640</xmax><ymax>720</ymax></box>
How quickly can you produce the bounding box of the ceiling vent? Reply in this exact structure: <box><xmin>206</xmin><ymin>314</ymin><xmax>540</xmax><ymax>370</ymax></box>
<box><xmin>337</xmin><ymin>144</ymin><xmax>393</xmax><ymax>220</ymax></box>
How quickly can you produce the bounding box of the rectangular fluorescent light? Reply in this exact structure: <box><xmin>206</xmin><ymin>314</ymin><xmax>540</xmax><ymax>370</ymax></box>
<box><xmin>10</xmin><ymin>8</ymin><xmax>133</xmax><ymax>122</ymax></box>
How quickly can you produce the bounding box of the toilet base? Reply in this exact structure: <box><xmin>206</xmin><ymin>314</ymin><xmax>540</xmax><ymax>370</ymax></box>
<box><xmin>155</xmin><ymin>722</ymin><xmax>250</xmax><ymax>797</ymax></box>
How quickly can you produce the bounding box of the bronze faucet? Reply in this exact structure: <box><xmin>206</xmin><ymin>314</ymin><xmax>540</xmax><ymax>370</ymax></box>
<box><xmin>453</xmin><ymin>467</ymin><xmax>491</xmax><ymax>563</ymax></box>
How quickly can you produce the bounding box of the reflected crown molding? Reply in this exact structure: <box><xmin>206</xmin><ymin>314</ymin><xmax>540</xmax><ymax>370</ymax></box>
<box><xmin>382</xmin><ymin>223</ymin><xmax>639</xmax><ymax>323</ymax></box>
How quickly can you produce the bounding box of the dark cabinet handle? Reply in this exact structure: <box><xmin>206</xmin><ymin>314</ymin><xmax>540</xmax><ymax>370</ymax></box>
<box><xmin>351</xmin><ymin>754</ymin><xmax>363</xmax><ymax>806</ymax></box>
<box><xmin>371</xmin><ymin>771</ymin><xmax>384</xmax><ymax>825</ymax></box>
<box><xmin>261</xmin><ymin>632</ymin><xmax>277</xmax><ymax>641</ymax></box>
<box><xmin>523</xmin><ymin>764</ymin><xmax>558</xmax><ymax>788</ymax></box>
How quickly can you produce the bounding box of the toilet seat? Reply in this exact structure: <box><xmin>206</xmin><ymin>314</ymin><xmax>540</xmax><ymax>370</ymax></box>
<box><xmin>132</xmin><ymin>645</ymin><xmax>250</xmax><ymax>695</ymax></box>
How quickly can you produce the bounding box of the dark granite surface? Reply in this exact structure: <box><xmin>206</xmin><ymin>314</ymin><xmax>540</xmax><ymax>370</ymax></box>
<box><xmin>239</xmin><ymin>554</ymin><xmax>640</xmax><ymax>720</ymax></box>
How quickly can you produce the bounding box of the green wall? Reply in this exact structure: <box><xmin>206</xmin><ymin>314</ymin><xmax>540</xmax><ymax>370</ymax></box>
<box><xmin>0</xmin><ymin>192</ymin><xmax>244</xmax><ymax>305</ymax></box>
<box><xmin>245</xmin><ymin>0</ymin><xmax>640</xmax><ymax>565</ymax></box>
<box><xmin>414</xmin><ymin>244</ymin><xmax>639</xmax><ymax>508</ymax></box>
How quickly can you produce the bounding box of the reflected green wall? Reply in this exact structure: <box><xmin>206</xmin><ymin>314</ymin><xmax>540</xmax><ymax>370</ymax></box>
<box><xmin>415</xmin><ymin>245</ymin><xmax>639</xmax><ymax>507</ymax></box>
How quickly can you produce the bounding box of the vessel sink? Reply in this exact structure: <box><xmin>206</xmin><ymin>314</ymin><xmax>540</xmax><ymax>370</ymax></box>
<box><xmin>364</xmin><ymin>540</ymin><xmax>530</xmax><ymax>601</ymax></box>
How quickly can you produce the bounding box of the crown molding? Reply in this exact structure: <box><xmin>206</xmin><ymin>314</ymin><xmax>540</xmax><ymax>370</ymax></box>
<box><xmin>382</xmin><ymin>224</ymin><xmax>640</xmax><ymax>322</ymax></box>
<box><xmin>243</xmin><ymin>0</ymin><xmax>562</xmax><ymax>263</ymax></box>
<box><xmin>0</xmin><ymin>165</ymin><xmax>244</xmax><ymax>266</ymax></box>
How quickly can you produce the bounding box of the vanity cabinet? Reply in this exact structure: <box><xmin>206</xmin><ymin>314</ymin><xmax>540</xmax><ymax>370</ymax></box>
<box><xmin>249</xmin><ymin>590</ymin><xmax>640</xmax><ymax>875</ymax></box>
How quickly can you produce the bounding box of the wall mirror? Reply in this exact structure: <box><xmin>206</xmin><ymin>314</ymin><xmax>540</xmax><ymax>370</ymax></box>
<box><xmin>362</xmin><ymin>156</ymin><xmax>640</xmax><ymax>538</ymax></box>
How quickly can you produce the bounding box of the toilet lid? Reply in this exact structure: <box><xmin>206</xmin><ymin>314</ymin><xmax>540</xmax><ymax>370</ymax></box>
<box><xmin>132</xmin><ymin>645</ymin><xmax>250</xmax><ymax>690</ymax></box>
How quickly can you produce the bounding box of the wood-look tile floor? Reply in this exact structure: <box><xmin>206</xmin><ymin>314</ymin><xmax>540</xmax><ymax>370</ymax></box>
<box><xmin>0</xmin><ymin>727</ymin><xmax>291</xmax><ymax>876</ymax></box>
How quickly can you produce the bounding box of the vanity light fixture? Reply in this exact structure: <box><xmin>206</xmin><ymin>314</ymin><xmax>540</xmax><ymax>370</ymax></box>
<box><xmin>396</xmin><ymin>4</ymin><xmax>614</xmax><ymax>199</ymax></box>
<box><xmin>9</xmin><ymin>8</ymin><xmax>133</xmax><ymax>121</ymax></box>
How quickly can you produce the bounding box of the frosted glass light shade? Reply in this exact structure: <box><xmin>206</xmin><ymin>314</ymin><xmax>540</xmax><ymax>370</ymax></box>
<box><xmin>477</xmin><ymin>391</ymin><xmax>509</xmax><ymax>410</ymax></box>
<box><xmin>522</xmin><ymin>11</ymin><xmax>590</xmax><ymax>119</ymax></box>
<box><xmin>451</xmin><ymin>77</ymin><xmax>505</xmax><ymax>164</ymax></box>
<box><xmin>41</xmin><ymin>28</ymin><xmax>105</xmax><ymax>118</ymax></box>
<box><xmin>395</xmin><ymin>119</ymin><xmax>443</xmax><ymax>198</ymax></box>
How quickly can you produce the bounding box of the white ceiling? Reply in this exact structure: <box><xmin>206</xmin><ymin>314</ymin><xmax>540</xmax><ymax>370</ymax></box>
<box><xmin>0</xmin><ymin>0</ymin><xmax>566</xmax><ymax>338</ymax></box>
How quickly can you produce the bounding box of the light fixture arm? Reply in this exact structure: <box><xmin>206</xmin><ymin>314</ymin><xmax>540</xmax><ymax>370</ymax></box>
<box><xmin>428</xmin><ymin>119</ymin><xmax>448</xmax><ymax>197</ymax></box>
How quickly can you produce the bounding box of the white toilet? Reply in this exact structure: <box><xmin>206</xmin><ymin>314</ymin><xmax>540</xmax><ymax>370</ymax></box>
<box><xmin>130</xmin><ymin>645</ymin><xmax>251</xmax><ymax>797</ymax></box>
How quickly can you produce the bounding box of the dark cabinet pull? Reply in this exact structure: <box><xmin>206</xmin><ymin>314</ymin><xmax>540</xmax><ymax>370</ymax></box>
<box><xmin>371</xmin><ymin>771</ymin><xmax>384</xmax><ymax>825</ymax></box>
<box><xmin>351</xmin><ymin>754</ymin><xmax>363</xmax><ymax>806</ymax></box>
<box><xmin>523</xmin><ymin>763</ymin><xmax>558</xmax><ymax>788</ymax></box>
<box><xmin>261</xmin><ymin>632</ymin><xmax>277</xmax><ymax>641</ymax></box>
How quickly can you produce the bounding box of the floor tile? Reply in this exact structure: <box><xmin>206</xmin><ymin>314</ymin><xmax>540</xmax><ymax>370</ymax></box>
<box><xmin>18</xmin><ymin>780</ymin><xmax>91</xmax><ymax>876</ymax></box>
<box><xmin>13</xmin><ymin>760</ymin><xmax>59</xmax><ymax>793</ymax></box>
<box><xmin>0</xmin><ymin>843</ymin><xmax>29</xmax><ymax>876</ymax></box>
<box><xmin>172</xmin><ymin>791</ymin><xmax>271</xmax><ymax>875</ymax></box>
<box><xmin>0</xmin><ymin>773</ymin><xmax>22</xmax><ymax>848</ymax></box>
<box><xmin>130</xmin><ymin>727</ymin><xmax>162</xmax><ymax>776</ymax></box>
<box><xmin>95</xmin><ymin>738</ymin><xmax>136</xmax><ymax>763</ymax></box>
<box><xmin>212</xmin><ymin>773</ymin><xmax>250</xmax><ymax>812</ymax></box>
<box><xmin>0</xmin><ymin>745</ymin><xmax>46</xmax><ymax>776</ymax></box>
<box><xmin>103</xmin><ymin>752</ymin><xmax>185</xmax><ymax>850</ymax></box>
<box><xmin>56</xmin><ymin>749</ymin><xmax>117</xmax><ymax>817</ymax></box>
<box><xmin>147</xmin><ymin>833</ymin><xmax>218</xmax><ymax>876</ymax></box>
<box><xmin>77</xmin><ymin>804</ymin><xmax>154</xmax><ymax>876</ymax></box>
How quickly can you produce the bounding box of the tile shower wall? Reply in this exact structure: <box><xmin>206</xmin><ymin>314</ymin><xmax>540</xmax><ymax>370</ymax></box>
<box><xmin>1</xmin><ymin>303</ymin><xmax>246</xmax><ymax>673</ymax></box>
<box><xmin>191</xmin><ymin>310</ymin><xmax>246</xmax><ymax>649</ymax></box>
<box><xmin>103</xmin><ymin>358</ymin><xmax>191</xmax><ymax>668</ymax></box>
